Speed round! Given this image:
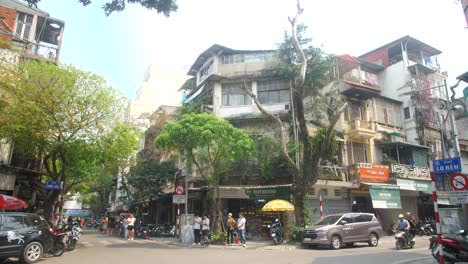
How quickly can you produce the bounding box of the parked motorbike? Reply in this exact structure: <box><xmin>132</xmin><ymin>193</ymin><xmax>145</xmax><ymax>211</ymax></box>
<box><xmin>65</xmin><ymin>224</ymin><xmax>82</xmax><ymax>251</ymax></box>
<box><xmin>49</xmin><ymin>227</ymin><xmax>66</xmax><ymax>257</ymax></box>
<box><xmin>429</xmin><ymin>230</ymin><xmax>468</xmax><ymax>263</ymax></box>
<box><xmin>395</xmin><ymin>230</ymin><xmax>415</xmax><ymax>249</ymax></box>
<box><xmin>416</xmin><ymin>220</ymin><xmax>425</xmax><ymax>236</ymax></box>
<box><xmin>268</xmin><ymin>219</ymin><xmax>283</xmax><ymax>245</ymax></box>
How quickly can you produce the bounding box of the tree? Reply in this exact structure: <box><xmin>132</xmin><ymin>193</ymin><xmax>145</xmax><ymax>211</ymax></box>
<box><xmin>155</xmin><ymin>113</ymin><xmax>254</xmax><ymax>231</ymax></box>
<box><xmin>239</xmin><ymin>1</ymin><xmax>347</xmax><ymax>225</ymax></box>
<box><xmin>0</xmin><ymin>60</ymin><xmax>127</xmax><ymax>217</ymax></box>
<box><xmin>123</xmin><ymin>160</ymin><xmax>176</xmax><ymax>203</ymax></box>
<box><xmin>23</xmin><ymin>0</ymin><xmax>178</xmax><ymax>16</ymax></box>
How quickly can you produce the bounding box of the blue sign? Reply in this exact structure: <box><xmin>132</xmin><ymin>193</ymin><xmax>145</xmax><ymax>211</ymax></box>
<box><xmin>44</xmin><ymin>180</ymin><xmax>61</xmax><ymax>190</ymax></box>
<box><xmin>433</xmin><ymin>157</ymin><xmax>462</xmax><ymax>174</ymax></box>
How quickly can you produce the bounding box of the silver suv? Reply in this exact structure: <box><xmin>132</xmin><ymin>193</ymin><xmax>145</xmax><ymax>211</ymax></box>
<box><xmin>302</xmin><ymin>213</ymin><xmax>383</xmax><ymax>249</ymax></box>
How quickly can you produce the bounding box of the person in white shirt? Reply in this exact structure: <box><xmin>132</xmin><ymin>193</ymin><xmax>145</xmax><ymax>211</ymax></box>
<box><xmin>127</xmin><ymin>214</ymin><xmax>136</xmax><ymax>241</ymax></box>
<box><xmin>201</xmin><ymin>215</ymin><xmax>210</xmax><ymax>245</ymax></box>
<box><xmin>237</xmin><ymin>213</ymin><xmax>246</xmax><ymax>247</ymax></box>
<box><xmin>193</xmin><ymin>214</ymin><xmax>202</xmax><ymax>245</ymax></box>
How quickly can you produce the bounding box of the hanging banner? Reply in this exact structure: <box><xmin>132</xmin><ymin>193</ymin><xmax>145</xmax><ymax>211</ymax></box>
<box><xmin>396</xmin><ymin>179</ymin><xmax>433</xmax><ymax>192</ymax></box>
<box><xmin>369</xmin><ymin>185</ymin><xmax>402</xmax><ymax>209</ymax></box>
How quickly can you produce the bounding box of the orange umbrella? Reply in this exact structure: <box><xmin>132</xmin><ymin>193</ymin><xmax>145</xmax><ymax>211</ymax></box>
<box><xmin>0</xmin><ymin>194</ymin><xmax>28</xmax><ymax>211</ymax></box>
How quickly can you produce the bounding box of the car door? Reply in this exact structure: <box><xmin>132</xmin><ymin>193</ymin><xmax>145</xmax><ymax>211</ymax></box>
<box><xmin>340</xmin><ymin>214</ymin><xmax>357</xmax><ymax>242</ymax></box>
<box><xmin>0</xmin><ymin>215</ymin><xmax>29</xmax><ymax>255</ymax></box>
<box><xmin>353</xmin><ymin>214</ymin><xmax>372</xmax><ymax>241</ymax></box>
<box><xmin>0</xmin><ymin>215</ymin><xmax>11</xmax><ymax>257</ymax></box>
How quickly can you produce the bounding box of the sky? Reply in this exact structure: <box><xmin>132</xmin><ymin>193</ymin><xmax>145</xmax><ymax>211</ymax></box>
<box><xmin>35</xmin><ymin>0</ymin><xmax>468</xmax><ymax>100</ymax></box>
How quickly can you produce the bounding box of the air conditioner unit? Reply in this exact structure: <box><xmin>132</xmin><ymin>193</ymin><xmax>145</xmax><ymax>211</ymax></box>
<box><xmin>285</xmin><ymin>104</ymin><xmax>290</xmax><ymax>110</ymax></box>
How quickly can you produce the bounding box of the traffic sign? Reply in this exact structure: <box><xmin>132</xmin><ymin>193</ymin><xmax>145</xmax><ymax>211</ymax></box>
<box><xmin>433</xmin><ymin>157</ymin><xmax>462</xmax><ymax>174</ymax></box>
<box><xmin>174</xmin><ymin>183</ymin><xmax>185</xmax><ymax>195</ymax></box>
<box><xmin>44</xmin><ymin>180</ymin><xmax>61</xmax><ymax>190</ymax></box>
<box><xmin>450</xmin><ymin>173</ymin><xmax>468</xmax><ymax>191</ymax></box>
<box><xmin>173</xmin><ymin>195</ymin><xmax>186</xmax><ymax>204</ymax></box>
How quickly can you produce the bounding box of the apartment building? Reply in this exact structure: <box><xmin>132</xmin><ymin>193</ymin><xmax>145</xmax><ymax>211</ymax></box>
<box><xmin>0</xmin><ymin>0</ymin><xmax>64</xmax><ymax>208</ymax></box>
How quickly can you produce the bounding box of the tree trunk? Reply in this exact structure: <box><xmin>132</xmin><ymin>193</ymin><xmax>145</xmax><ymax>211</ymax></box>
<box><xmin>292</xmin><ymin>182</ymin><xmax>306</xmax><ymax>225</ymax></box>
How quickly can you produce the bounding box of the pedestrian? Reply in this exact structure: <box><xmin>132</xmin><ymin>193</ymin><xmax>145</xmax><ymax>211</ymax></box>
<box><xmin>405</xmin><ymin>212</ymin><xmax>417</xmax><ymax>238</ymax></box>
<box><xmin>201</xmin><ymin>215</ymin><xmax>210</xmax><ymax>246</ymax></box>
<box><xmin>127</xmin><ymin>214</ymin><xmax>136</xmax><ymax>241</ymax></box>
<box><xmin>193</xmin><ymin>214</ymin><xmax>202</xmax><ymax>245</ymax></box>
<box><xmin>237</xmin><ymin>213</ymin><xmax>246</xmax><ymax>247</ymax></box>
<box><xmin>122</xmin><ymin>216</ymin><xmax>128</xmax><ymax>238</ymax></box>
<box><xmin>226</xmin><ymin>213</ymin><xmax>236</xmax><ymax>245</ymax></box>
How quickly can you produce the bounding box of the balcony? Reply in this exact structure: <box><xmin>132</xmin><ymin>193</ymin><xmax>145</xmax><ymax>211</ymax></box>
<box><xmin>21</xmin><ymin>42</ymin><xmax>60</xmax><ymax>62</ymax></box>
<box><xmin>334</xmin><ymin>56</ymin><xmax>382</xmax><ymax>99</ymax></box>
<box><xmin>317</xmin><ymin>165</ymin><xmax>359</xmax><ymax>188</ymax></box>
<box><xmin>347</xmin><ymin>118</ymin><xmax>376</xmax><ymax>140</ymax></box>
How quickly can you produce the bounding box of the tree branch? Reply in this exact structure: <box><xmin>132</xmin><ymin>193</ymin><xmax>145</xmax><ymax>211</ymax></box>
<box><xmin>288</xmin><ymin>0</ymin><xmax>306</xmax><ymax>87</ymax></box>
<box><xmin>188</xmin><ymin>148</ymin><xmax>207</xmax><ymax>179</ymax></box>
<box><xmin>239</xmin><ymin>81</ymin><xmax>297</xmax><ymax>173</ymax></box>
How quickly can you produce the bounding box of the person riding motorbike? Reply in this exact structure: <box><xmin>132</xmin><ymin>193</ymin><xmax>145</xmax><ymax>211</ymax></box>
<box><xmin>396</xmin><ymin>214</ymin><xmax>411</xmax><ymax>242</ymax></box>
<box><xmin>405</xmin><ymin>212</ymin><xmax>416</xmax><ymax>239</ymax></box>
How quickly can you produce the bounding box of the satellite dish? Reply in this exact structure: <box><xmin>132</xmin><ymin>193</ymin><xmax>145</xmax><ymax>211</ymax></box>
<box><xmin>433</xmin><ymin>99</ymin><xmax>447</xmax><ymax>112</ymax></box>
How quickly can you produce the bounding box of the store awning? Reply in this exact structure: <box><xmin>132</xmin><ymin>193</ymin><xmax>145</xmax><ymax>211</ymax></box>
<box><xmin>365</xmin><ymin>183</ymin><xmax>402</xmax><ymax>209</ymax></box>
<box><xmin>396</xmin><ymin>179</ymin><xmax>433</xmax><ymax>192</ymax></box>
<box><xmin>217</xmin><ymin>184</ymin><xmax>292</xmax><ymax>200</ymax></box>
<box><xmin>378</xmin><ymin>141</ymin><xmax>431</xmax><ymax>150</ymax></box>
<box><xmin>64</xmin><ymin>209</ymin><xmax>91</xmax><ymax>217</ymax></box>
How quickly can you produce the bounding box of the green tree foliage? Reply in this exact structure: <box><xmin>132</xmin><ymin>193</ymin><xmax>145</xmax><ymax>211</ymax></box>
<box><xmin>23</xmin><ymin>0</ymin><xmax>178</xmax><ymax>16</ymax></box>
<box><xmin>155</xmin><ymin>113</ymin><xmax>254</xmax><ymax>230</ymax></box>
<box><xmin>124</xmin><ymin>160</ymin><xmax>176</xmax><ymax>202</ymax></box>
<box><xmin>0</xmin><ymin>60</ymin><xmax>128</xmax><ymax>215</ymax></box>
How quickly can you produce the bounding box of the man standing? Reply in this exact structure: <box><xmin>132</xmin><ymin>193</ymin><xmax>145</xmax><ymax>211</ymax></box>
<box><xmin>201</xmin><ymin>215</ymin><xmax>210</xmax><ymax>246</ymax></box>
<box><xmin>193</xmin><ymin>214</ymin><xmax>202</xmax><ymax>245</ymax></box>
<box><xmin>226</xmin><ymin>213</ymin><xmax>236</xmax><ymax>245</ymax></box>
<box><xmin>237</xmin><ymin>213</ymin><xmax>246</xmax><ymax>248</ymax></box>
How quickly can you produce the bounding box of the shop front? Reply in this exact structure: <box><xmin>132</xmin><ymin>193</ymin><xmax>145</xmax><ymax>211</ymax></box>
<box><xmin>219</xmin><ymin>185</ymin><xmax>292</xmax><ymax>238</ymax></box>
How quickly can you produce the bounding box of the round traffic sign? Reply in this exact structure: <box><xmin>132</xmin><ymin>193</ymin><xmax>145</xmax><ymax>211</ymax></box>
<box><xmin>450</xmin><ymin>173</ymin><xmax>468</xmax><ymax>191</ymax></box>
<box><xmin>175</xmin><ymin>184</ymin><xmax>185</xmax><ymax>195</ymax></box>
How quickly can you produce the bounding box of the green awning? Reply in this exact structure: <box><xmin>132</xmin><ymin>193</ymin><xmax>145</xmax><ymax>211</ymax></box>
<box><xmin>369</xmin><ymin>185</ymin><xmax>402</xmax><ymax>209</ymax></box>
<box><xmin>378</xmin><ymin>141</ymin><xmax>431</xmax><ymax>150</ymax></box>
<box><xmin>397</xmin><ymin>179</ymin><xmax>433</xmax><ymax>192</ymax></box>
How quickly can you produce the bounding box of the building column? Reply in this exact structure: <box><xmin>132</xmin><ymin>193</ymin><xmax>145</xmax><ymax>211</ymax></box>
<box><xmin>368</xmin><ymin>137</ymin><xmax>375</xmax><ymax>164</ymax></box>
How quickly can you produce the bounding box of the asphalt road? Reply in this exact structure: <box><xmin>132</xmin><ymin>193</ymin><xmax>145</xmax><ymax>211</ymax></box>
<box><xmin>2</xmin><ymin>229</ymin><xmax>439</xmax><ymax>264</ymax></box>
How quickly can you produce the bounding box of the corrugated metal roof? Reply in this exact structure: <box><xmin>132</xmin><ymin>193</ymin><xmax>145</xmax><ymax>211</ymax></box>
<box><xmin>0</xmin><ymin>0</ymin><xmax>49</xmax><ymax>16</ymax></box>
<box><xmin>359</xmin><ymin>35</ymin><xmax>442</xmax><ymax>58</ymax></box>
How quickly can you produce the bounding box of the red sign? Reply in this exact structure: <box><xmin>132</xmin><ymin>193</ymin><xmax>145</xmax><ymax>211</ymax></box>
<box><xmin>174</xmin><ymin>183</ymin><xmax>185</xmax><ymax>195</ymax></box>
<box><xmin>450</xmin><ymin>173</ymin><xmax>468</xmax><ymax>191</ymax></box>
<box><xmin>359</xmin><ymin>163</ymin><xmax>390</xmax><ymax>183</ymax></box>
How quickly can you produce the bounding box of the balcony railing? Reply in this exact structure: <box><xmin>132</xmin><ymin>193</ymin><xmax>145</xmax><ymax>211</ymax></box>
<box><xmin>349</xmin><ymin>119</ymin><xmax>373</xmax><ymax>130</ymax></box>
<box><xmin>348</xmin><ymin>119</ymin><xmax>376</xmax><ymax>140</ymax></box>
<box><xmin>335</xmin><ymin>57</ymin><xmax>380</xmax><ymax>89</ymax></box>
<box><xmin>11</xmin><ymin>41</ymin><xmax>60</xmax><ymax>62</ymax></box>
<box><xmin>318</xmin><ymin>165</ymin><xmax>359</xmax><ymax>184</ymax></box>
<box><xmin>390</xmin><ymin>164</ymin><xmax>430</xmax><ymax>180</ymax></box>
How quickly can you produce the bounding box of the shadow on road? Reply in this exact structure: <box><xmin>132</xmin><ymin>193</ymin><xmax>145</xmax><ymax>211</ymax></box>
<box><xmin>313</xmin><ymin>252</ymin><xmax>433</xmax><ymax>264</ymax></box>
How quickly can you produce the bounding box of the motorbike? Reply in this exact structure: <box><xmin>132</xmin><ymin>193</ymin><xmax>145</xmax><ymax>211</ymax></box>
<box><xmin>268</xmin><ymin>219</ymin><xmax>283</xmax><ymax>245</ymax></box>
<box><xmin>65</xmin><ymin>224</ymin><xmax>82</xmax><ymax>251</ymax></box>
<box><xmin>429</xmin><ymin>229</ymin><xmax>468</xmax><ymax>263</ymax></box>
<box><xmin>49</xmin><ymin>227</ymin><xmax>66</xmax><ymax>257</ymax></box>
<box><xmin>395</xmin><ymin>229</ymin><xmax>415</xmax><ymax>249</ymax></box>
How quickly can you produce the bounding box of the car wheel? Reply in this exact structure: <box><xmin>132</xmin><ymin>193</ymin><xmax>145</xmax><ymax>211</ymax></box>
<box><xmin>330</xmin><ymin>235</ymin><xmax>342</xmax><ymax>250</ymax></box>
<box><xmin>368</xmin><ymin>233</ymin><xmax>379</xmax><ymax>247</ymax></box>
<box><xmin>20</xmin><ymin>241</ymin><xmax>43</xmax><ymax>264</ymax></box>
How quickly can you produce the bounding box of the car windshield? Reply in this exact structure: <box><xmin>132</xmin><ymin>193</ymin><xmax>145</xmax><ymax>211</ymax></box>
<box><xmin>315</xmin><ymin>215</ymin><xmax>343</xmax><ymax>225</ymax></box>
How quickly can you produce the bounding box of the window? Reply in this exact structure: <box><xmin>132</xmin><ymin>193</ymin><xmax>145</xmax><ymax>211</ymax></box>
<box><xmin>222</xmin><ymin>83</ymin><xmax>251</xmax><ymax>106</ymax></box>
<box><xmin>15</xmin><ymin>12</ymin><xmax>33</xmax><ymax>40</ymax></box>
<box><xmin>404</xmin><ymin>107</ymin><xmax>411</xmax><ymax>119</ymax></box>
<box><xmin>347</xmin><ymin>142</ymin><xmax>368</xmax><ymax>164</ymax></box>
<box><xmin>199</xmin><ymin>60</ymin><xmax>214</xmax><ymax>82</ymax></box>
<box><xmin>24</xmin><ymin>215</ymin><xmax>44</xmax><ymax>227</ymax></box>
<box><xmin>355</xmin><ymin>214</ymin><xmax>373</xmax><ymax>223</ymax></box>
<box><xmin>307</xmin><ymin>188</ymin><xmax>315</xmax><ymax>196</ymax></box>
<box><xmin>341</xmin><ymin>215</ymin><xmax>354</xmax><ymax>224</ymax></box>
<box><xmin>257</xmin><ymin>80</ymin><xmax>290</xmax><ymax>105</ymax></box>
<box><xmin>1</xmin><ymin>216</ymin><xmax>26</xmax><ymax>230</ymax></box>
<box><xmin>334</xmin><ymin>189</ymin><xmax>341</xmax><ymax>197</ymax></box>
<box><xmin>222</xmin><ymin>54</ymin><xmax>245</xmax><ymax>64</ymax></box>
<box><xmin>375</xmin><ymin>98</ymin><xmax>402</xmax><ymax>127</ymax></box>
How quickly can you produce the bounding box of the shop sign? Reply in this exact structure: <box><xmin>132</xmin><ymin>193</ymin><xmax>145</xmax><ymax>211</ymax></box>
<box><xmin>0</xmin><ymin>174</ymin><xmax>15</xmax><ymax>190</ymax></box>
<box><xmin>173</xmin><ymin>195</ymin><xmax>186</xmax><ymax>204</ymax></box>
<box><xmin>359</xmin><ymin>163</ymin><xmax>390</xmax><ymax>183</ymax></box>
<box><xmin>396</xmin><ymin>179</ymin><xmax>433</xmax><ymax>192</ymax></box>
<box><xmin>438</xmin><ymin>191</ymin><xmax>468</xmax><ymax>204</ymax></box>
<box><xmin>369</xmin><ymin>185</ymin><xmax>401</xmax><ymax>209</ymax></box>
<box><xmin>391</xmin><ymin>164</ymin><xmax>430</xmax><ymax>179</ymax></box>
<box><xmin>219</xmin><ymin>186</ymin><xmax>291</xmax><ymax>199</ymax></box>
